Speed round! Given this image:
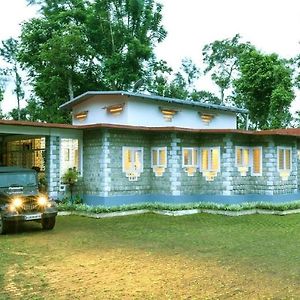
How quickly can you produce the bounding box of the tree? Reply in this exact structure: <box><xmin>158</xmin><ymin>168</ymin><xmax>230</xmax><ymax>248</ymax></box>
<box><xmin>0</xmin><ymin>69</ymin><xmax>5</xmax><ymax>117</ymax></box>
<box><xmin>189</xmin><ymin>90</ymin><xmax>221</xmax><ymax>104</ymax></box>
<box><xmin>234</xmin><ymin>50</ymin><xmax>294</xmax><ymax>129</ymax></box>
<box><xmin>0</xmin><ymin>38</ymin><xmax>24</xmax><ymax>120</ymax></box>
<box><xmin>19</xmin><ymin>0</ymin><xmax>167</xmax><ymax>122</ymax></box>
<box><xmin>202</xmin><ymin>34</ymin><xmax>252</xmax><ymax>104</ymax></box>
<box><xmin>7</xmin><ymin>97</ymin><xmax>43</xmax><ymax>121</ymax></box>
<box><xmin>147</xmin><ymin>57</ymin><xmax>203</xmax><ymax>100</ymax></box>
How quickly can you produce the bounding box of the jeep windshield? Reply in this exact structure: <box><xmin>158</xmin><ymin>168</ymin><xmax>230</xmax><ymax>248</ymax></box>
<box><xmin>0</xmin><ymin>172</ymin><xmax>37</xmax><ymax>188</ymax></box>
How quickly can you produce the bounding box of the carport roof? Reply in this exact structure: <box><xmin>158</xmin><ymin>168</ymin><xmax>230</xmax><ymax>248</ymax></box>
<box><xmin>0</xmin><ymin>119</ymin><xmax>76</xmax><ymax>129</ymax></box>
<box><xmin>0</xmin><ymin>119</ymin><xmax>300</xmax><ymax>137</ymax></box>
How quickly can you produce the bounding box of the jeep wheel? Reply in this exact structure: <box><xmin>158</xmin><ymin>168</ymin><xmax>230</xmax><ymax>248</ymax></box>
<box><xmin>42</xmin><ymin>217</ymin><xmax>56</xmax><ymax>230</ymax></box>
<box><xmin>0</xmin><ymin>216</ymin><xmax>8</xmax><ymax>234</ymax></box>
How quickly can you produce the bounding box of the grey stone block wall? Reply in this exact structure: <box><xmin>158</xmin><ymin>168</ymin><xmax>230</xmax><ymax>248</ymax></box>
<box><xmin>82</xmin><ymin>130</ymin><xmax>103</xmax><ymax>196</ymax></box>
<box><xmin>45</xmin><ymin>136</ymin><xmax>60</xmax><ymax>198</ymax></box>
<box><xmin>81</xmin><ymin>130</ymin><xmax>300</xmax><ymax>201</ymax></box>
<box><xmin>149</xmin><ymin>133</ymin><xmax>172</xmax><ymax>195</ymax></box>
<box><xmin>226</xmin><ymin>135</ymin><xmax>297</xmax><ymax>196</ymax></box>
<box><xmin>229</xmin><ymin>135</ymin><xmax>269</xmax><ymax>195</ymax></box>
<box><xmin>271</xmin><ymin>137</ymin><xmax>298</xmax><ymax>195</ymax></box>
<box><xmin>177</xmin><ymin>133</ymin><xmax>225</xmax><ymax>195</ymax></box>
<box><xmin>107</xmin><ymin>129</ymin><xmax>152</xmax><ymax>196</ymax></box>
<box><xmin>297</xmin><ymin>141</ymin><xmax>300</xmax><ymax>190</ymax></box>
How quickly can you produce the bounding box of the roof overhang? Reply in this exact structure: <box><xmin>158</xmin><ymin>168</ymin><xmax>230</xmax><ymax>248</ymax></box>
<box><xmin>0</xmin><ymin>119</ymin><xmax>83</xmax><ymax>137</ymax></box>
<box><xmin>1</xmin><ymin>119</ymin><xmax>300</xmax><ymax>138</ymax></box>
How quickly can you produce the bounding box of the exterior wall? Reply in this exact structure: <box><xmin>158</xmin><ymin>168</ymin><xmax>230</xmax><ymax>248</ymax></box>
<box><xmin>108</xmin><ymin>130</ymin><xmax>152</xmax><ymax>197</ymax></box>
<box><xmin>45</xmin><ymin>136</ymin><xmax>60</xmax><ymax>198</ymax></box>
<box><xmin>297</xmin><ymin>141</ymin><xmax>300</xmax><ymax>190</ymax></box>
<box><xmin>149</xmin><ymin>133</ymin><xmax>172</xmax><ymax>195</ymax></box>
<box><xmin>229</xmin><ymin>135</ymin><xmax>298</xmax><ymax>196</ymax></box>
<box><xmin>229</xmin><ymin>135</ymin><xmax>269</xmax><ymax>195</ymax></box>
<box><xmin>82</xmin><ymin>129</ymin><xmax>300</xmax><ymax>206</ymax></box>
<box><xmin>177</xmin><ymin>133</ymin><xmax>225</xmax><ymax>195</ymax></box>
<box><xmin>127</xmin><ymin>99</ymin><xmax>237</xmax><ymax>129</ymax></box>
<box><xmin>82</xmin><ymin>129</ymin><xmax>104</xmax><ymax>196</ymax></box>
<box><xmin>271</xmin><ymin>137</ymin><xmax>298</xmax><ymax>195</ymax></box>
<box><xmin>72</xmin><ymin>94</ymin><xmax>237</xmax><ymax>130</ymax></box>
<box><xmin>72</xmin><ymin>96</ymin><xmax>129</xmax><ymax>126</ymax></box>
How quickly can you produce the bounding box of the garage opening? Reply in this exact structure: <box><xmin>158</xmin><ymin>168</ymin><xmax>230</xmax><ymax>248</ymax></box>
<box><xmin>4</xmin><ymin>137</ymin><xmax>46</xmax><ymax>172</ymax></box>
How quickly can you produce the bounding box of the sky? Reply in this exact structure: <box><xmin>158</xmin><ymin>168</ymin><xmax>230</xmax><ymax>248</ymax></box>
<box><xmin>1</xmin><ymin>0</ymin><xmax>300</xmax><ymax>113</ymax></box>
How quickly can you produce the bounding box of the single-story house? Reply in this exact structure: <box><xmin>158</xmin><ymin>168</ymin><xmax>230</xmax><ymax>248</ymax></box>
<box><xmin>1</xmin><ymin>91</ymin><xmax>300</xmax><ymax>206</ymax></box>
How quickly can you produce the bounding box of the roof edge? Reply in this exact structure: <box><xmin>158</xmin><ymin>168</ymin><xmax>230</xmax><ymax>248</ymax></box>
<box><xmin>1</xmin><ymin>119</ymin><xmax>300</xmax><ymax>137</ymax></box>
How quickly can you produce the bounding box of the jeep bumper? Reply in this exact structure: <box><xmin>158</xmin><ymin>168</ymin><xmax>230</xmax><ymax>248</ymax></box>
<box><xmin>2</xmin><ymin>210</ymin><xmax>57</xmax><ymax>222</ymax></box>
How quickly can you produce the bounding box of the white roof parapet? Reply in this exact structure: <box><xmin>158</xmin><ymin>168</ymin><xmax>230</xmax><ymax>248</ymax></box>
<box><xmin>59</xmin><ymin>91</ymin><xmax>249</xmax><ymax>114</ymax></box>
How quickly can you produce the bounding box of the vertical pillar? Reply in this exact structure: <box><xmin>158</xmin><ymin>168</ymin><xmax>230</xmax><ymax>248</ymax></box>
<box><xmin>46</xmin><ymin>135</ymin><xmax>60</xmax><ymax>199</ymax></box>
<box><xmin>100</xmin><ymin>130</ymin><xmax>111</xmax><ymax>197</ymax></box>
<box><xmin>292</xmin><ymin>140</ymin><xmax>298</xmax><ymax>194</ymax></box>
<box><xmin>264</xmin><ymin>138</ymin><xmax>276</xmax><ymax>195</ymax></box>
<box><xmin>169</xmin><ymin>133</ymin><xmax>181</xmax><ymax>196</ymax></box>
<box><xmin>222</xmin><ymin>135</ymin><xmax>235</xmax><ymax>195</ymax></box>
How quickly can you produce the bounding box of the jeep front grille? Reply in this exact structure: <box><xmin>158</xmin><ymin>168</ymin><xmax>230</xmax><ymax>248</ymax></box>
<box><xmin>23</xmin><ymin>203</ymin><xmax>36</xmax><ymax>211</ymax></box>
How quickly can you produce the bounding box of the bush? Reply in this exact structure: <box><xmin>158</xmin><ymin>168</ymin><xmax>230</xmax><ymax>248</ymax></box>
<box><xmin>61</xmin><ymin>168</ymin><xmax>80</xmax><ymax>203</ymax></box>
<box><xmin>57</xmin><ymin>200</ymin><xmax>300</xmax><ymax>214</ymax></box>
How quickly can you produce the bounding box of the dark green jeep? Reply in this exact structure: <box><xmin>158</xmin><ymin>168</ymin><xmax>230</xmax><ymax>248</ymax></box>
<box><xmin>0</xmin><ymin>167</ymin><xmax>57</xmax><ymax>234</ymax></box>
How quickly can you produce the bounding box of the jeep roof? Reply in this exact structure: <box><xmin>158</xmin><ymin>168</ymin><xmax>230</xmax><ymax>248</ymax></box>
<box><xmin>0</xmin><ymin>167</ymin><xmax>36</xmax><ymax>173</ymax></box>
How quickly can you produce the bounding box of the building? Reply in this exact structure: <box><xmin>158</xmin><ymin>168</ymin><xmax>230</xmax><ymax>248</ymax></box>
<box><xmin>1</xmin><ymin>91</ymin><xmax>300</xmax><ymax>206</ymax></box>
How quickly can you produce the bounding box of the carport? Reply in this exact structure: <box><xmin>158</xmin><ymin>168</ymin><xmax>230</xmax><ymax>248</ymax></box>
<box><xmin>0</xmin><ymin>120</ymin><xmax>83</xmax><ymax>198</ymax></box>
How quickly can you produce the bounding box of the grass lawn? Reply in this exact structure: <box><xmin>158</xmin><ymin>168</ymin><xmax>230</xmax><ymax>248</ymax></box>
<box><xmin>1</xmin><ymin>213</ymin><xmax>300</xmax><ymax>299</ymax></box>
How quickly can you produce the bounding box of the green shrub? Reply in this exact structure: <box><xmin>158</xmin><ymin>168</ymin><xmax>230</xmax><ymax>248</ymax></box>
<box><xmin>57</xmin><ymin>200</ymin><xmax>300</xmax><ymax>214</ymax></box>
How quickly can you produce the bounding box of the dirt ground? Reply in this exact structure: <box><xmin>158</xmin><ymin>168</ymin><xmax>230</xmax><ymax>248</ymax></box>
<box><xmin>2</xmin><ymin>248</ymin><xmax>298</xmax><ymax>299</ymax></box>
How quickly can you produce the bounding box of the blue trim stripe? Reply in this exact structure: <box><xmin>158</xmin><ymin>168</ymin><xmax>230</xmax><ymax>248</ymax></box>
<box><xmin>83</xmin><ymin>193</ymin><xmax>300</xmax><ymax>207</ymax></box>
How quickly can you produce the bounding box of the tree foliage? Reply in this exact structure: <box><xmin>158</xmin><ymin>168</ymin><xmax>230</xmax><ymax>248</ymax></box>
<box><xmin>202</xmin><ymin>34</ymin><xmax>252</xmax><ymax>104</ymax></box>
<box><xmin>203</xmin><ymin>35</ymin><xmax>295</xmax><ymax>129</ymax></box>
<box><xmin>234</xmin><ymin>50</ymin><xmax>294</xmax><ymax>129</ymax></box>
<box><xmin>146</xmin><ymin>57</ymin><xmax>212</xmax><ymax>101</ymax></box>
<box><xmin>0</xmin><ymin>38</ymin><xmax>24</xmax><ymax>120</ymax></box>
<box><xmin>19</xmin><ymin>0</ymin><xmax>167</xmax><ymax>122</ymax></box>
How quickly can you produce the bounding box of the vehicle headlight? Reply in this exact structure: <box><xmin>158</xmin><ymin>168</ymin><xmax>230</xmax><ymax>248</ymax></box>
<box><xmin>37</xmin><ymin>196</ymin><xmax>48</xmax><ymax>206</ymax></box>
<box><xmin>12</xmin><ymin>198</ymin><xmax>23</xmax><ymax>209</ymax></box>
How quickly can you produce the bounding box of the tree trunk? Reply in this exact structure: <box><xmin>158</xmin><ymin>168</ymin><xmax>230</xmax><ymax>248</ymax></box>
<box><xmin>68</xmin><ymin>77</ymin><xmax>74</xmax><ymax>100</ymax></box>
<box><xmin>220</xmin><ymin>87</ymin><xmax>224</xmax><ymax>105</ymax></box>
<box><xmin>17</xmin><ymin>95</ymin><xmax>20</xmax><ymax>120</ymax></box>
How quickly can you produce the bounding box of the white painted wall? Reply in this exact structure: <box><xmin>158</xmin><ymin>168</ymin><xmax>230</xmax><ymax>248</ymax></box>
<box><xmin>72</xmin><ymin>95</ymin><xmax>129</xmax><ymax>126</ymax></box>
<box><xmin>71</xmin><ymin>95</ymin><xmax>237</xmax><ymax>129</ymax></box>
<box><xmin>127</xmin><ymin>99</ymin><xmax>237</xmax><ymax>129</ymax></box>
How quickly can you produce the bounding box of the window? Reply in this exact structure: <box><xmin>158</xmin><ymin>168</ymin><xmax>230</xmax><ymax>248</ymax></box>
<box><xmin>252</xmin><ymin>147</ymin><xmax>262</xmax><ymax>176</ymax></box>
<box><xmin>74</xmin><ymin>111</ymin><xmax>88</xmax><ymax>121</ymax></box>
<box><xmin>201</xmin><ymin>147</ymin><xmax>220</xmax><ymax>172</ymax></box>
<box><xmin>236</xmin><ymin>147</ymin><xmax>249</xmax><ymax>168</ymax></box>
<box><xmin>6</xmin><ymin>138</ymin><xmax>46</xmax><ymax>171</ymax></box>
<box><xmin>60</xmin><ymin>138</ymin><xmax>80</xmax><ymax>176</ymax></box>
<box><xmin>122</xmin><ymin>147</ymin><xmax>143</xmax><ymax>181</ymax></box>
<box><xmin>182</xmin><ymin>147</ymin><xmax>198</xmax><ymax>176</ymax></box>
<box><xmin>151</xmin><ymin>147</ymin><xmax>167</xmax><ymax>168</ymax></box>
<box><xmin>200</xmin><ymin>147</ymin><xmax>220</xmax><ymax>181</ymax></box>
<box><xmin>278</xmin><ymin>147</ymin><xmax>291</xmax><ymax>171</ymax></box>
<box><xmin>151</xmin><ymin>147</ymin><xmax>167</xmax><ymax>176</ymax></box>
<box><xmin>182</xmin><ymin>148</ymin><xmax>198</xmax><ymax>167</ymax></box>
<box><xmin>159</xmin><ymin>107</ymin><xmax>178</xmax><ymax>121</ymax></box>
<box><xmin>235</xmin><ymin>146</ymin><xmax>262</xmax><ymax>176</ymax></box>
